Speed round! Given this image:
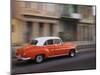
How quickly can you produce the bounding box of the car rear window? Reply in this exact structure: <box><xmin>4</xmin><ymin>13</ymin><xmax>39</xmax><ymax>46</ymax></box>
<box><xmin>30</xmin><ymin>40</ymin><xmax>38</xmax><ymax>45</ymax></box>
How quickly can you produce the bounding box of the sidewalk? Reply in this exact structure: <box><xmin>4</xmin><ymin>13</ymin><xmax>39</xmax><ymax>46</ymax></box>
<box><xmin>71</xmin><ymin>41</ymin><xmax>96</xmax><ymax>49</ymax></box>
<box><xmin>71</xmin><ymin>41</ymin><xmax>95</xmax><ymax>46</ymax></box>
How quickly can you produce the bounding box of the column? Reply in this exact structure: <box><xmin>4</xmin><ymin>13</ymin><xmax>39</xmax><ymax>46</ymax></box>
<box><xmin>43</xmin><ymin>23</ymin><xmax>50</xmax><ymax>36</ymax></box>
<box><xmin>52</xmin><ymin>23</ymin><xmax>59</xmax><ymax>36</ymax></box>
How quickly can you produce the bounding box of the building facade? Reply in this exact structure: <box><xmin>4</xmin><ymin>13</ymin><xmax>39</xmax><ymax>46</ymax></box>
<box><xmin>12</xmin><ymin>1</ymin><xmax>96</xmax><ymax>45</ymax></box>
<box><xmin>77</xmin><ymin>6</ymin><xmax>95</xmax><ymax>41</ymax></box>
<box><xmin>60</xmin><ymin>5</ymin><xmax>96</xmax><ymax>41</ymax></box>
<box><xmin>12</xmin><ymin>1</ymin><xmax>61</xmax><ymax>44</ymax></box>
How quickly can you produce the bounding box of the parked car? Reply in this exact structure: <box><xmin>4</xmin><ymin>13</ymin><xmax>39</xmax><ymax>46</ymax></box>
<box><xmin>16</xmin><ymin>37</ymin><xmax>78</xmax><ymax>63</ymax></box>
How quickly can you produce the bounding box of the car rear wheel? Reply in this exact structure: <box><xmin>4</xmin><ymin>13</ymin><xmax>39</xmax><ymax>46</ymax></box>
<box><xmin>35</xmin><ymin>55</ymin><xmax>44</xmax><ymax>63</ymax></box>
<box><xmin>69</xmin><ymin>50</ymin><xmax>76</xmax><ymax>57</ymax></box>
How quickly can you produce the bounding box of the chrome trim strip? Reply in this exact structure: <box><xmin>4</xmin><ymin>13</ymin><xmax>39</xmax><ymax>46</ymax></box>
<box><xmin>48</xmin><ymin>53</ymin><xmax>69</xmax><ymax>58</ymax></box>
<box><xmin>16</xmin><ymin>56</ymin><xmax>31</xmax><ymax>60</ymax></box>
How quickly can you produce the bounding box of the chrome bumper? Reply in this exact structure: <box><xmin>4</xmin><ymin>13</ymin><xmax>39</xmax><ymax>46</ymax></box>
<box><xmin>16</xmin><ymin>55</ymin><xmax>31</xmax><ymax>61</ymax></box>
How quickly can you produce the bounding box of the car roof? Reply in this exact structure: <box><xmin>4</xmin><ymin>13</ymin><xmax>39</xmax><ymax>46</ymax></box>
<box><xmin>32</xmin><ymin>36</ymin><xmax>61</xmax><ymax>46</ymax></box>
<box><xmin>34</xmin><ymin>36</ymin><xmax>61</xmax><ymax>41</ymax></box>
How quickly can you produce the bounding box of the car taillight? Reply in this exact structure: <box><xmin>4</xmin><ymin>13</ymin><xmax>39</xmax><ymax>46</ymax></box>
<box><xmin>16</xmin><ymin>49</ymin><xmax>22</xmax><ymax>56</ymax></box>
<box><xmin>23</xmin><ymin>53</ymin><xmax>26</xmax><ymax>56</ymax></box>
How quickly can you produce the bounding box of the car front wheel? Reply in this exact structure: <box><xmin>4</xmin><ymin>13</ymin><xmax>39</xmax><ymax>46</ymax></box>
<box><xmin>35</xmin><ymin>55</ymin><xmax>44</xmax><ymax>63</ymax></box>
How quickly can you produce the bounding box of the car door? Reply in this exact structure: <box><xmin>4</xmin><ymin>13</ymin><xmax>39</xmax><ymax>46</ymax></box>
<box><xmin>54</xmin><ymin>39</ymin><xmax>67</xmax><ymax>56</ymax></box>
<box><xmin>44</xmin><ymin>39</ymin><xmax>55</xmax><ymax>57</ymax></box>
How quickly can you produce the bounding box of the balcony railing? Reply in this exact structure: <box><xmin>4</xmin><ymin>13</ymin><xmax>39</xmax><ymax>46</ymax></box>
<box><xmin>61</xmin><ymin>12</ymin><xmax>81</xmax><ymax>19</ymax></box>
<box><xmin>70</xmin><ymin>13</ymin><xmax>81</xmax><ymax>19</ymax></box>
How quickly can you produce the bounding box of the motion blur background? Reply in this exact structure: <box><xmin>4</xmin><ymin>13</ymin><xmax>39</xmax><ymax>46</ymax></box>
<box><xmin>11</xmin><ymin>0</ymin><xmax>96</xmax><ymax>45</ymax></box>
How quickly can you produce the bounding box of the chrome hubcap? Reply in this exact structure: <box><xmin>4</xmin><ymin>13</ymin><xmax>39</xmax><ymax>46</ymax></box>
<box><xmin>36</xmin><ymin>55</ymin><xmax>43</xmax><ymax>63</ymax></box>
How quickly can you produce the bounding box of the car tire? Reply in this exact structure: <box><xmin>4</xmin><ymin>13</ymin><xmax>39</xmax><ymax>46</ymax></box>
<box><xmin>69</xmin><ymin>50</ymin><xmax>76</xmax><ymax>57</ymax></box>
<box><xmin>35</xmin><ymin>55</ymin><xmax>44</xmax><ymax>63</ymax></box>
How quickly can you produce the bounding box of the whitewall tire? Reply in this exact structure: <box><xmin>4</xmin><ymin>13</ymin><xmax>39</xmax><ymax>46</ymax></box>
<box><xmin>35</xmin><ymin>55</ymin><xmax>44</xmax><ymax>63</ymax></box>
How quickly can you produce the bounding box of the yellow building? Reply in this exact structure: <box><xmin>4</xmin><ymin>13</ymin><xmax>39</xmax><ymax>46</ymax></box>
<box><xmin>12</xmin><ymin>18</ymin><xmax>25</xmax><ymax>45</ymax></box>
<box><xmin>12</xmin><ymin>1</ymin><xmax>61</xmax><ymax>45</ymax></box>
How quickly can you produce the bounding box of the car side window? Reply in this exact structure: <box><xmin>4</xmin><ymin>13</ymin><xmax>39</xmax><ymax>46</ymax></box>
<box><xmin>44</xmin><ymin>39</ymin><xmax>53</xmax><ymax>45</ymax></box>
<box><xmin>54</xmin><ymin>39</ymin><xmax>61</xmax><ymax>44</ymax></box>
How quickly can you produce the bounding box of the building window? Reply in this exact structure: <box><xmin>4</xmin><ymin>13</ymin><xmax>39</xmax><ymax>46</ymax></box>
<box><xmin>26</xmin><ymin>22</ymin><xmax>33</xmax><ymax>42</ymax></box>
<box><xmin>37</xmin><ymin>3</ymin><xmax>44</xmax><ymax>11</ymax></box>
<box><xmin>31</xmin><ymin>2</ymin><xmax>37</xmax><ymax>9</ymax></box>
<box><xmin>49</xmin><ymin>23</ymin><xmax>53</xmax><ymax>36</ymax></box>
<box><xmin>16</xmin><ymin>1</ymin><xmax>25</xmax><ymax>8</ymax></box>
<box><xmin>73</xmin><ymin>5</ymin><xmax>78</xmax><ymax>13</ymax></box>
<box><xmin>39</xmin><ymin>22</ymin><xmax>44</xmax><ymax>36</ymax></box>
<box><xmin>46</xmin><ymin>3</ymin><xmax>55</xmax><ymax>13</ymax></box>
<box><xmin>25</xmin><ymin>2</ymin><xmax>31</xmax><ymax>8</ymax></box>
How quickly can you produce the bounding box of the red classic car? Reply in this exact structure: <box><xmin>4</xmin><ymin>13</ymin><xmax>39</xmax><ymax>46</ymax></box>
<box><xmin>16</xmin><ymin>37</ymin><xmax>78</xmax><ymax>63</ymax></box>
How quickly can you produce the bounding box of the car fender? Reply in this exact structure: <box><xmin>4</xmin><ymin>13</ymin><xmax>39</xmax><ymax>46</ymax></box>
<box><xmin>32</xmin><ymin>47</ymin><xmax>50</xmax><ymax>58</ymax></box>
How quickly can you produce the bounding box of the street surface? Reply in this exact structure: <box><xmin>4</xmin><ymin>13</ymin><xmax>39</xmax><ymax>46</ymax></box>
<box><xmin>12</xmin><ymin>47</ymin><xmax>96</xmax><ymax>74</ymax></box>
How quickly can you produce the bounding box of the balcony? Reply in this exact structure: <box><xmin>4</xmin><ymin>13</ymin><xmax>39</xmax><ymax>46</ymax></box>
<box><xmin>70</xmin><ymin>13</ymin><xmax>81</xmax><ymax>19</ymax></box>
<box><xmin>61</xmin><ymin>13</ymin><xmax>81</xmax><ymax>20</ymax></box>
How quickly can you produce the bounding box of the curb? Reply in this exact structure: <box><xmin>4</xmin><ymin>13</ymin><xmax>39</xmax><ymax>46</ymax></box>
<box><xmin>77</xmin><ymin>44</ymin><xmax>96</xmax><ymax>49</ymax></box>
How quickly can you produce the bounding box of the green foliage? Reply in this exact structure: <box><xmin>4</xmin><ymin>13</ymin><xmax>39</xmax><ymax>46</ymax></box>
<box><xmin>58</xmin><ymin>32</ymin><xmax>73</xmax><ymax>42</ymax></box>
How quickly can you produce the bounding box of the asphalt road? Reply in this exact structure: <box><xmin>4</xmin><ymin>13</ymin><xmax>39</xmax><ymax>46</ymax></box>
<box><xmin>11</xmin><ymin>48</ymin><xmax>96</xmax><ymax>75</ymax></box>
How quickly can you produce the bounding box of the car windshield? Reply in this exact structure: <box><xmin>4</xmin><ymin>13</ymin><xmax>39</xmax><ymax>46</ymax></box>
<box><xmin>30</xmin><ymin>40</ymin><xmax>38</xmax><ymax>45</ymax></box>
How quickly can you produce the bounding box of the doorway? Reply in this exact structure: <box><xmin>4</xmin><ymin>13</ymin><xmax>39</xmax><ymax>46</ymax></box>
<box><xmin>26</xmin><ymin>21</ymin><xmax>32</xmax><ymax>43</ymax></box>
